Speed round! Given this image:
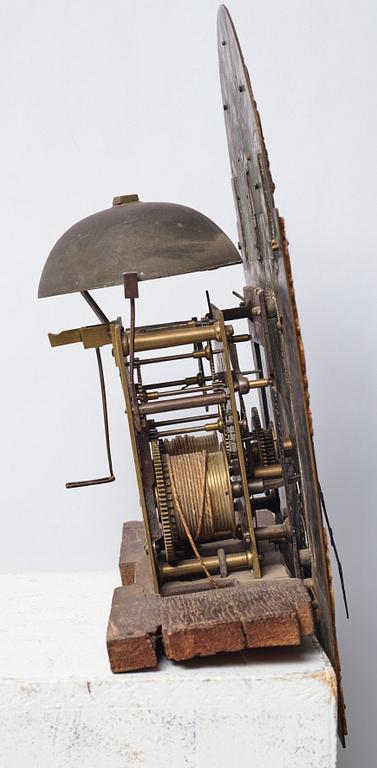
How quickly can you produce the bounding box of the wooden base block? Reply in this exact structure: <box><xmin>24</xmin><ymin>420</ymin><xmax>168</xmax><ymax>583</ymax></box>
<box><xmin>107</xmin><ymin>521</ymin><xmax>314</xmax><ymax>672</ymax></box>
<box><xmin>161</xmin><ymin>579</ymin><xmax>313</xmax><ymax>661</ymax></box>
<box><xmin>107</xmin><ymin>585</ymin><xmax>161</xmax><ymax>672</ymax></box>
<box><xmin>119</xmin><ymin>521</ymin><xmax>154</xmax><ymax>592</ymax></box>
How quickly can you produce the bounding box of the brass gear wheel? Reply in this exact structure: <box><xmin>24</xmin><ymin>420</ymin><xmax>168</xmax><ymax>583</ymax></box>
<box><xmin>151</xmin><ymin>439</ymin><xmax>175</xmax><ymax>561</ymax></box>
<box><xmin>251</xmin><ymin>407</ymin><xmax>276</xmax><ymax>466</ymax></box>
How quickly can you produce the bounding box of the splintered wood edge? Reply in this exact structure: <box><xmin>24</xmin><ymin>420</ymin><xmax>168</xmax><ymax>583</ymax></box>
<box><xmin>107</xmin><ymin>586</ymin><xmax>161</xmax><ymax>673</ymax></box>
<box><xmin>119</xmin><ymin>521</ymin><xmax>148</xmax><ymax>586</ymax></box>
<box><xmin>160</xmin><ymin>580</ymin><xmax>313</xmax><ymax>661</ymax></box>
<box><xmin>109</xmin><ymin>522</ymin><xmax>314</xmax><ymax>670</ymax></box>
<box><xmin>107</xmin><ymin>562</ymin><xmax>314</xmax><ymax>671</ymax></box>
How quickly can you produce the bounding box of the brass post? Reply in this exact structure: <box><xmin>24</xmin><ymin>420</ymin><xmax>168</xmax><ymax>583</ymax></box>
<box><xmin>160</xmin><ymin>550</ymin><xmax>253</xmax><ymax>581</ymax></box>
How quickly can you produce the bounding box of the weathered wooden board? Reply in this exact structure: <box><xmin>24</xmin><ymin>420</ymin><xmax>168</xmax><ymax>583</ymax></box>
<box><xmin>107</xmin><ymin>521</ymin><xmax>314</xmax><ymax>672</ymax></box>
<box><xmin>108</xmin><ymin>521</ymin><xmax>158</xmax><ymax>672</ymax></box>
<box><xmin>107</xmin><ymin>585</ymin><xmax>161</xmax><ymax>673</ymax></box>
<box><xmin>119</xmin><ymin>521</ymin><xmax>153</xmax><ymax>592</ymax></box>
<box><xmin>161</xmin><ymin>579</ymin><xmax>313</xmax><ymax>661</ymax></box>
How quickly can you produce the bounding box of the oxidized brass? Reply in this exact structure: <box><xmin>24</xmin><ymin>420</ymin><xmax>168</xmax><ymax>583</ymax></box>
<box><xmin>218</xmin><ymin>4</ymin><xmax>346</xmax><ymax>739</ymax></box>
<box><xmin>216</xmin><ymin>310</ymin><xmax>261</xmax><ymax>577</ymax></box>
<box><xmin>253</xmin><ymin>464</ymin><xmax>283</xmax><ymax>480</ymax></box>
<box><xmin>160</xmin><ymin>549</ymin><xmax>253</xmax><ymax>581</ymax></box>
<box><xmin>110</xmin><ymin>320</ymin><xmax>159</xmax><ymax>591</ymax></box>
<box><xmin>49</xmin><ymin>320</ymin><xmax>234</xmax><ymax>355</ymax></box>
<box><xmin>38</xmin><ymin>3</ymin><xmax>346</xmax><ymax>742</ymax></box>
<box><xmin>38</xmin><ymin>200</ymin><xmax>241</xmax><ymax>298</ymax></box>
<box><xmin>139</xmin><ymin>392</ymin><xmax>228</xmax><ymax>416</ymax></box>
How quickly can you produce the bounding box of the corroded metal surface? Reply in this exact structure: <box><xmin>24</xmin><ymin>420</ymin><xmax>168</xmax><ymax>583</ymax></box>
<box><xmin>38</xmin><ymin>199</ymin><xmax>241</xmax><ymax>298</ymax></box>
<box><xmin>217</xmin><ymin>4</ymin><xmax>346</xmax><ymax>741</ymax></box>
<box><xmin>38</xmin><ymin>7</ymin><xmax>346</xmax><ymax>739</ymax></box>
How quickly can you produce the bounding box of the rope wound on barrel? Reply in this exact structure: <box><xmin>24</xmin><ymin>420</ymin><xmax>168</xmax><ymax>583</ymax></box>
<box><xmin>163</xmin><ymin>432</ymin><xmax>219</xmax><ymax>455</ymax></box>
<box><xmin>166</xmin><ymin>444</ymin><xmax>235</xmax><ymax>541</ymax></box>
<box><xmin>166</xmin><ymin>451</ymin><xmax>214</xmax><ymax>539</ymax></box>
<box><xmin>166</xmin><ymin>451</ymin><xmax>218</xmax><ymax>589</ymax></box>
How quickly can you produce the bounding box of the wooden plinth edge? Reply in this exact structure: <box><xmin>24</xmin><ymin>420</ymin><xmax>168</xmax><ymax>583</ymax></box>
<box><xmin>107</xmin><ymin>520</ymin><xmax>314</xmax><ymax>672</ymax></box>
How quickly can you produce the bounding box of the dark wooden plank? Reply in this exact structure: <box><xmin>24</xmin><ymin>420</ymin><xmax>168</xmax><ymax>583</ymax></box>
<box><xmin>162</xmin><ymin>589</ymin><xmax>246</xmax><ymax>660</ymax></box>
<box><xmin>161</xmin><ymin>577</ymin><xmax>239</xmax><ymax>597</ymax></box>
<box><xmin>161</xmin><ymin>579</ymin><xmax>313</xmax><ymax>661</ymax></box>
<box><xmin>112</xmin><ymin>522</ymin><xmax>313</xmax><ymax>669</ymax></box>
<box><xmin>119</xmin><ymin>520</ymin><xmax>154</xmax><ymax>593</ymax></box>
<box><xmin>107</xmin><ymin>585</ymin><xmax>161</xmax><ymax>672</ymax></box>
<box><xmin>234</xmin><ymin>580</ymin><xmax>313</xmax><ymax>648</ymax></box>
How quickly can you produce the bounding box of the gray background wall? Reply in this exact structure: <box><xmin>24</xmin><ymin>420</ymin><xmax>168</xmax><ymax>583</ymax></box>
<box><xmin>1</xmin><ymin>1</ymin><xmax>376</xmax><ymax>765</ymax></box>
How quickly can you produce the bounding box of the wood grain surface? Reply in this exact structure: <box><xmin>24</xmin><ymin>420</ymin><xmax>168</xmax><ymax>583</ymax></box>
<box><xmin>161</xmin><ymin>579</ymin><xmax>313</xmax><ymax>661</ymax></box>
<box><xmin>108</xmin><ymin>521</ymin><xmax>314</xmax><ymax>671</ymax></box>
<box><xmin>107</xmin><ymin>585</ymin><xmax>161</xmax><ymax>672</ymax></box>
<box><xmin>119</xmin><ymin>521</ymin><xmax>153</xmax><ymax>592</ymax></box>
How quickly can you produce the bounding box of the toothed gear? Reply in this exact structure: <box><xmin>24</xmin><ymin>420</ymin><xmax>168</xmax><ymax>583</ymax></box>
<box><xmin>265</xmin><ymin>421</ymin><xmax>278</xmax><ymax>465</ymax></box>
<box><xmin>251</xmin><ymin>408</ymin><xmax>276</xmax><ymax>466</ymax></box>
<box><xmin>161</xmin><ymin>451</ymin><xmax>177</xmax><ymax>542</ymax></box>
<box><xmin>151</xmin><ymin>439</ymin><xmax>175</xmax><ymax>561</ymax></box>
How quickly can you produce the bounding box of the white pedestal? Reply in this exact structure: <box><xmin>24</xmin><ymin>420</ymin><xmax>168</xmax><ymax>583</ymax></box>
<box><xmin>0</xmin><ymin>572</ymin><xmax>337</xmax><ymax>768</ymax></box>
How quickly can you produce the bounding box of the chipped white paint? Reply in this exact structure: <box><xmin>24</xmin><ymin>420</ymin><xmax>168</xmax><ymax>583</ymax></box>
<box><xmin>0</xmin><ymin>572</ymin><xmax>337</xmax><ymax>767</ymax></box>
